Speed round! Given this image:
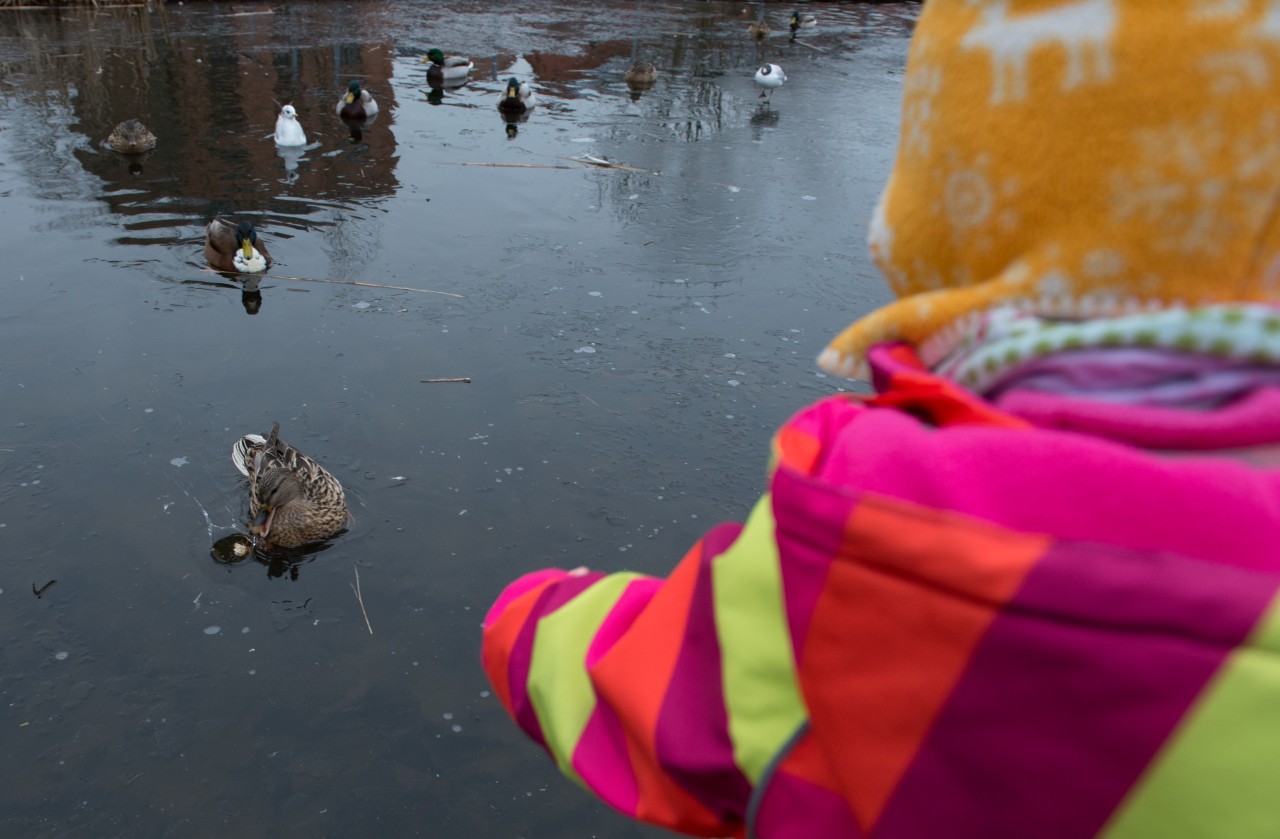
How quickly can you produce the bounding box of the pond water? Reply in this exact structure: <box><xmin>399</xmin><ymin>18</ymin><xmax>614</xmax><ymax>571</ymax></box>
<box><xmin>0</xmin><ymin>1</ymin><xmax>914</xmax><ymax>835</ymax></box>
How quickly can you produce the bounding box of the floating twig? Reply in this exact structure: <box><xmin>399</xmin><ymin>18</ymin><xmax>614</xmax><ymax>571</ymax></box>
<box><xmin>350</xmin><ymin>566</ymin><xmax>373</xmax><ymax>635</ymax></box>
<box><xmin>791</xmin><ymin>39</ymin><xmax>827</xmax><ymax>52</ymax></box>
<box><xmin>223</xmin><ymin>9</ymin><xmax>273</xmax><ymax>17</ymax></box>
<box><xmin>420</xmin><ymin>377</ymin><xmax>472</xmax><ymax>384</ymax></box>
<box><xmin>33</xmin><ymin>579</ymin><xmax>56</xmax><ymax>598</ymax></box>
<box><xmin>254</xmin><ymin>272</ymin><xmax>465</xmax><ymax>298</ymax></box>
<box><xmin>568</xmin><ymin>155</ymin><xmax>654</xmax><ymax>173</ymax></box>
<box><xmin>457</xmin><ymin>162</ymin><xmax>576</xmax><ymax>170</ymax></box>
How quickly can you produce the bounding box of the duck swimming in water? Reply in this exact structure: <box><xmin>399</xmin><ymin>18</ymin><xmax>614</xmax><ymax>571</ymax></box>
<box><xmin>625</xmin><ymin>61</ymin><xmax>658</xmax><ymax>89</ymax></box>
<box><xmin>232</xmin><ymin>422</ymin><xmax>350</xmax><ymax>549</ymax></box>
<box><xmin>497</xmin><ymin>77</ymin><xmax>536</xmax><ymax>114</ymax></box>
<box><xmin>421</xmin><ymin>48</ymin><xmax>474</xmax><ymax>86</ymax></box>
<box><xmin>789</xmin><ymin>12</ymin><xmax>817</xmax><ymax>35</ymax></box>
<box><xmin>204</xmin><ymin>218</ymin><xmax>270</xmax><ymax>274</ymax></box>
<box><xmin>748</xmin><ymin>20</ymin><xmax>771</xmax><ymax>42</ymax></box>
<box><xmin>273</xmin><ymin>105</ymin><xmax>307</xmax><ymax>147</ymax></box>
<box><xmin>107</xmin><ymin>119</ymin><xmax>157</xmax><ymax>154</ymax></box>
<box><xmin>336</xmin><ymin>81</ymin><xmax>378</xmax><ymax>120</ymax></box>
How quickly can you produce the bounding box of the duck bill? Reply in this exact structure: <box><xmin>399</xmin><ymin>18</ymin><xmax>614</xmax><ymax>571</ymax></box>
<box><xmin>345</xmin><ymin>92</ymin><xmax>356</xmax><ymax>104</ymax></box>
<box><xmin>242</xmin><ymin>240</ymin><xmax>254</xmax><ymax>260</ymax></box>
<box><xmin>249</xmin><ymin>507</ymin><xmax>274</xmax><ymax>538</ymax></box>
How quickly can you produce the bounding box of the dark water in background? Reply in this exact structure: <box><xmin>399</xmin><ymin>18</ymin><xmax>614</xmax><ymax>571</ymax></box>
<box><xmin>0</xmin><ymin>1</ymin><xmax>914</xmax><ymax>835</ymax></box>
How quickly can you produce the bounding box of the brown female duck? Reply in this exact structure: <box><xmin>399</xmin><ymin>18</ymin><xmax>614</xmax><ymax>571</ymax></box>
<box><xmin>232</xmin><ymin>423</ymin><xmax>350</xmax><ymax>548</ymax></box>
<box><xmin>107</xmin><ymin>120</ymin><xmax>156</xmax><ymax>154</ymax></box>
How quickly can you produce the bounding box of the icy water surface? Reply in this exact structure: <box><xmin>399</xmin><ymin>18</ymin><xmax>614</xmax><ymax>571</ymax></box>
<box><xmin>0</xmin><ymin>1</ymin><xmax>914</xmax><ymax>835</ymax></box>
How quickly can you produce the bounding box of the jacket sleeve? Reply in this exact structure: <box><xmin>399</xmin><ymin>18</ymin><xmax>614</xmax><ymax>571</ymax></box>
<box><xmin>481</xmin><ymin>492</ymin><xmax>807</xmax><ymax>839</ymax></box>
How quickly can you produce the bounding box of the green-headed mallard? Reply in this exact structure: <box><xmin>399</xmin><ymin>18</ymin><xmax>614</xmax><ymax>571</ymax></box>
<box><xmin>107</xmin><ymin>119</ymin><xmax>156</xmax><ymax>154</ymax></box>
<box><xmin>336</xmin><ymin>81</ymin><xmax>379</xmax><ymax>120</ymax></box>
<box><xmin>625</xmin><ymin>61</ymin><xmax>658</xmax><ymax>89</ymax></box>
<box><xmin>497</xmin><ymin>77</ymin><xmax>536</xmax><ymax>114</ymax></box>
<box><xmin>748</xmin><ymin>20</ymin><xmax>771</xmax><ymax>42</ymax></box>
<box><xmin>420</xmin><ymin>48</ymin><xmax>474</xmax><ymax>86</ymax></box>
<box><xmin>232</xmin><ymin>422</ymin><xmax>350</xmax><ymax>549</ymax></box>
<box><xmin>273</xmin><ymin>105</ymin><xmax>307</xmax><ymax>147</ymax></box>
<box><xmin>204</xmin><ymin>218</ymin><xmax>270</xmax><ymax>274</ymax></box>
<box><xmin>789</xmin><ymin>12</ymin><xmax>816</xmax><ymax>34</ymax></box>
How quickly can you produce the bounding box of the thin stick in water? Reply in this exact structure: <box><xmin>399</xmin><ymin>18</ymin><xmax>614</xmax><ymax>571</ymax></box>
<box><xmin>350</xmin><ymin>566</ymin><xmax>373</xmax><ymax>635</ymax></box>
<box><xmin>420</xmin><ymin>377</ymin><xmax>472</xmax><ymax>384</ymax></box>
<box><xmin>253</xmin><ymin>271</ymin><xmax>465</xmax><ymax>298</ymax></box>
<box><xmin>457</xmin><ymin>162</ymin><xmax>576</xmax><ymax>170</ymax></box>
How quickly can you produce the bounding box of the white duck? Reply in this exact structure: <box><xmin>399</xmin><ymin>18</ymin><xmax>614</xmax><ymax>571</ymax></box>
<box><xmin>754</xmin><ymin>63</ymin><xmax>787</xmax><ymax>99</ymax></box>
<box><xmin>273</xmin><ymin>105</ymin><xmax>307</xmax><ymax>147</ymax></box>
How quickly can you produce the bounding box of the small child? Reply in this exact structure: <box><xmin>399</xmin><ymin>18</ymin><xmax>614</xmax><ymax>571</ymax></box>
<box><xmin>484</xmin><ymin>2</ymin><xmax>1280</xmax><ymax>836</ymax></box>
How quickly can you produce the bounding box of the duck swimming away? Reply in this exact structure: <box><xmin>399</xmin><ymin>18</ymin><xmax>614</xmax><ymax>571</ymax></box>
<box><xmin>232</xmin><ymin>423</ymin><xmax>350</xmax><ymax>549</ymax></box>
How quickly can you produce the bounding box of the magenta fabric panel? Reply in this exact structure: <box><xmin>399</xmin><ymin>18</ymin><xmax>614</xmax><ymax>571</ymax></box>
<box><xmin>506</xmin><ymin>573</ymin><xmax>605</xmax><ymax>749</ymax></box>
<box><xmin>573</xmin><ymin>701</ymin><xmax>642</xmax><ymax>817</ymax></box>
<box><xmin>872</xmin><ymin>538</ymin><xmax>1280</xmax><ymax>838</ymax></box>
<box><xmin>483</xmin><ymin>568</ymin><xmax>571</xmax><ymax>628</ymax></box>
<box><xmin>655</xmin><ymin>523</ymin><xmax>754</xmax><ymax>821</ymax></box>
<box><xmin>813</xmin><ymin>401</ymin><xmax>1280</xmax><ymax>571</ymax></box>
<box><xmin>753</xmin><ymin>769</ymin><xmax>865</xmax><ymax>839</ymax></box>
<box><xmin>771</xmin><ymin>464</ymin><xmax>857</xmax><ymax>664</ymax></box>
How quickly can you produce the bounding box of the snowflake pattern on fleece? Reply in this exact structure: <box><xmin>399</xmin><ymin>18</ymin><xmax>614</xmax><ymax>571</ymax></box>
<box><xmin>821</xmin><ymin>0</ymin><xmax>1280</xmax><ymax>381</ymax></box>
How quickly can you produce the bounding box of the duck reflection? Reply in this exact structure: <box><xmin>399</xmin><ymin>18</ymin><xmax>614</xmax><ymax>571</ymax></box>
<box><xmin>276</xmin><ymin>144</ymin><xmax>306</xmax><ymax>184</ymax></box>
<box><xmin>240</xmin><ymin>275</ymin><xmax>263</xmax><ymax>315</ymax></box>
<box><xmin>342</xmin><ymin>112</ymin><xmax>378</xmax><ymax>145</ymax></box>
<box><xmin>506</xmin><ymin>123</ymin><xmax>519</xmax><ymax>140</ymax></box>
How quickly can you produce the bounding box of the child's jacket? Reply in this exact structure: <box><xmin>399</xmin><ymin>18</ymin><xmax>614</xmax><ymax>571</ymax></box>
<box><xmin>483</xmin><ymin>347</ymin><xmax>1280</xmax><ymax>838</ymax></box>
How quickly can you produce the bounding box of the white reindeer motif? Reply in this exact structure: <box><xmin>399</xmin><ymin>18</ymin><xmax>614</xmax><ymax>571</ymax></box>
<box><xmin>961</xmin><ymin>0</ymin><xmax>1117</xmax><ymax>104</ymax></box>
<box><xmin>1255</xmin><ymin>0</ymin><xmax>1280</xmax><ymax>41</ymax></box>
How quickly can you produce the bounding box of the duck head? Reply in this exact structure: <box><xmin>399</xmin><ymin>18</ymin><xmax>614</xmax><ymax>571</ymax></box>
<box><xmin>249</xmin><ymin>468</ymin><xmax>304</xmax><ymax>539</ymax></box>
<box><xmin>235</xmin><ymin>221</ymin><xmax>259</xmax><ymax>262</ymax></box>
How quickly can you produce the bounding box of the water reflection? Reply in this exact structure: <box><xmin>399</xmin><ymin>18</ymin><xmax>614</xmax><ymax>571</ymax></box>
<box><xmin>1</xmin><ymin>2</ymin><xmax>402</xmax><ymax>270</ymax></box>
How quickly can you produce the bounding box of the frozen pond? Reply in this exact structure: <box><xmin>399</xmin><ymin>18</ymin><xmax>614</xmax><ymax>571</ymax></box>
<box><xmin>0</xmin><ymin>1</ymin><xmax>914</xmax><ymax>835</ymax></box>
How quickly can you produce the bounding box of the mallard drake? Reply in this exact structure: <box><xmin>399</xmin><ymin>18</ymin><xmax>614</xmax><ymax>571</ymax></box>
<box><xmin>625</xmin><ymin>61</ymin><xmax>658</xmax><ymax>88</ymax></box>
<box><xmin>748</xmin><ymin>20</ymin><xmax>771</xmax><ymax>42</ymax></box>
<box><xmin>497</xmin><ymin>77</ymin><xmax>536</xmax><ymax>114</ymax></box>
<box><xmin>107</xmin><ymin>119</ymin><xmax>156</xmax><ymax>154</ymax></box>
<box><xmin>789</xmin><ymin>12</ymin><xmax>817</xmax><ymax>33</ymax></box>
<box><xmin>420</xmin><ymin>48</ymin><xmax>474</xmax><ymax>86</ymax></box>
<box><xmin>273</xmin><ymin>104</ymin><xmax>307</xmax><ymax>146</ymax></box>
<box><xmin>232</xmin><ymin>422</ymin><xmax>350</xmax><ymax>549</ymax></box>
<box><xmin>204</xmin><ymin>218</ymin><xmax>270</xmax><ymax>273</ymax></box>
<box><xmin>754</xmin><ymin>63</ymin><xmax>787</xmax><ymax>99</ymax></box>
<box><xmin>336</xmin><ymin>81</ymin><xmax>378</xmax><ymax>120</ymax></box>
